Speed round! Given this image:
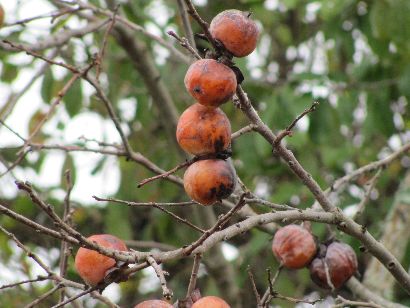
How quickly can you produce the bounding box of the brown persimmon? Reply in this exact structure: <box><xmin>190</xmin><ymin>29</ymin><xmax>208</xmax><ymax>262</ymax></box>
<box><xmin>272</xmin><ymin>224</ymin><xmax>317</xmax><ymax>269</ymax></box>
<box><xmin>210</xmin><ymin>9</ymin><xmax>259</xmax><ymax>57</ymax></box>
<box><xmin>74</xmin><ymin>234</ymin><xmax>127</xmax><ymax>286</ymax></box>
<box><xmin>192</xmin><ymin>296</ymin><xmax>230</xmax><ymax>308</ymax></box>
<box><xmin>176</xmin><ymin>103</ymin><xmax>231</xmax><ymax>155</ymax></box>
<box><xmin>309</xmin><ymin>242</ymin><xmax>358</xmax><ymax>289</ymax></box>
<box><xmin>184</xmin><ymin>159</ymin><xmax>236</xmax><ymax>205</ymax></box>
<box><xmin>184</xmin><ymin>59</ymin><xmax>237</xmax><ymax>107</ymax></box>
<box><xmin>134</xmin><ymin>300</ymin><xmax>173</xmax><ymax>308</ymax></box>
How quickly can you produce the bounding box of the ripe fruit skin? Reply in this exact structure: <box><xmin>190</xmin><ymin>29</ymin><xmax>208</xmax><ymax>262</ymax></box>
<box><xmin>192</xmin><ymin>296</ymin><xmax>230</xmax><ymax>308</ymax></box>
<box><xmin>0</xmin><ymin>5</ymin><xmax>4</xmax><ymax>27</ymax></box>
<box><xmin>210</xmin><ymin>9</ymin><xmax>259</xmax><ymax>57</ymax></box>
<box><xmin>74</xmin><ymin>234</ymin><xmax>127</xmax><ymax>286</ymax></box>
<box><xmin>309</xmin><ymin>242</ymin><xmax>358</xmax><ymax>289</ymax></box>
<box><xmin>272</xmin><ymin>225</ymin><xmax>317</xmax><ymax>269</ymax></box>
<box><xmin>184</xmin><ymin>159</ymin><xmax>236</xmax><ymax>205</ymax></box>
<box><xmin>134</xmin><ymin>300</ymin><xmax>173</xmax><ymax>308</ymax></box>
<box><xmin>176</xmin><ymin>103</ymin><xmax>231</xmax><ymax>155</ymax></box>
<box><xmin>184</xmin><ymin>59</ymin><xmax>237</xmax><ymax>107</ymax></box>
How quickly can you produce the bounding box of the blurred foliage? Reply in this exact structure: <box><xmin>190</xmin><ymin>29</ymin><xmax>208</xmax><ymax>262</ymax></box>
<box><xmin>1</xmin><ymin>0</ymin><xmax>410</xmax><ymax>307</ymax></box>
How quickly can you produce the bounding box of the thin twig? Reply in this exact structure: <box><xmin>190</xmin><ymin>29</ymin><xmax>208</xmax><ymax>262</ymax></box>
<box><xmin>25</xmin><ymin>284</ymin><xmax>63</xmax><ymax>308</ymax></box>
<box><xmin>93</xmin><ymin>196</ymin><xmax>205</xmax><ymax>233</ymax></box>
<box><xmin>353</xmin><ymin>168</ymin><xmax>382</xmax><ymax>221</ymax></box>
<box><xmin>274</xmin><ymin>101</ymin><xmax>319</xmax><ymax>146</ymax></box>
<box><xmin>247</xmin><ymin>266</ymin><xmax>262</xmax><ymax>307</ymax></box>
<box><xmin>182</xmin><ymin>0</ymin><xmax>218</xmax><ymax>51</ymax></box>
<box><xmin>0</xmin><ymin>276</ymin><xmax>50</xmax><ymax>290</ymax></box>
<box><xmin>147</xmin><ymin>256</ymin><xmax>173</xmax><ymax>300</ymax></box>
<box><xmin>260</xmin><ymin>266</ymin><xmax>282</xmax><ymax>306</ymax></box>
<box><xmin>95</xmin><ymin>5</ymin><xmax>119</xmax><ymax>80</ymax></box>
<box><xmin>183</xmin><ymin>193</ymin><xmax>249</xmax><ymax>255</ymax></box>
<box><xmin>51</xmin><ymin>286</ymin><xmax>97</xmax><ymax>308</ymax></box>
<box><xmin>186</xmin><ymin>254</ymin><xmax>202</xmax><ymax>299</ymax></box>
<box><xmin>176</xmin><ymin>0</ymin><xmax>196</xmax><ymax>48</ymax></box>
<box><xmin>58</xmin><ymin>169</ymin><xmax>74</xmax><ymax>303</ymax></box>
<box><xmin>231</xmin><ymin>124</ymin><xmax>258</xmax><ymax>140</ymax></box>
<box><xmin>167</xmin><ymin>30</ymin><xmax>201</xmax><ymax>60</ymax></box>
<box><xmin>333</xmin><ymin>295</ymin><xmax>383</xmax><ymax>308</ymax></box>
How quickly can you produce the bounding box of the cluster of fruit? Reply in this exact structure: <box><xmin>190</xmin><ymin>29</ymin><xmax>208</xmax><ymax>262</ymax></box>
<box><xmin>178</xmin><ymin>9</ymin><xmax>259</xmax><ymax>205</ymax></box>
<box><xmin>272</xmin><ymin>224</ymin><xmax>358</xmax><ymax>289</ymax></box>
<box><xmin>73</xmin><ymin>11</ymin><xmax>260</xmax><ymax>307</ymax></box>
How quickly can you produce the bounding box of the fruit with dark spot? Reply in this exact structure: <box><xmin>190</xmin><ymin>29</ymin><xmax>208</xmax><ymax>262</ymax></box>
<box><xmin>192</xmin><ymin>296</ymin><xmax>230</xmax><ymax>308</ymax></box>
<box><xmin>210</xmin><ymin>9</ymin><xmax>259</xmax><ymax>57</ymax></box>
<box><xmin>74</xmin><ymin>234</ymin><xmax>127</xmax><ymax>286</ymax></box>
<box><xmin>0</xmin><ymin>5</ymin><xmax>4</xmax><ymax>27</ymax></box>
<box><xmin>184</xmin><ymin>159</ymin><xmax>236</xmax><ymax>205</ymax></box>
<box><xmin>272</xmin><ymin>224</ymin><xmax>317</xmax><ymax>269</ymax></box>
<box><xmin>184</xmin><ymin>59</ymin><xmax>237</xmax><ymax>107</ymax></box>
<box><xmin>176</xmin><ymin>103</ymin><xmax>231</xmax><ymax>155</ymax></box>
<box><xmin>134</xmin><ymin>300</ymin><xmax>173</xmax><ymax>308</ymax></box>
<box><xmin>309</xmin><ymin>242</ymin><xmax>358</xmax><ymax>289</ymax></box>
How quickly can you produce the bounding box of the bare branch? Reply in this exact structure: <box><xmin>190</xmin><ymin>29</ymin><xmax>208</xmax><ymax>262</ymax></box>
<box><xmin>186</xmin><ymin>254</ymin><xmax>202</xmax><ymax>299</ymax></box>
<box><xmin>147</xmin><ymin>256</ymin><xmax>173</xmax><ymax>300</ymax></box>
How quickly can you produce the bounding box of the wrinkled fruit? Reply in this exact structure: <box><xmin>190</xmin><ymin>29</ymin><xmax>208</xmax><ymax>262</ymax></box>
<box><xmin>134</xmin><ymin>300</ymin><xmax>173</xmax><ymax>308</ymax></box>
<box><xmin>210</xmin><ymin>9</ymin><xmax>259</xmax><ymax>57</ymax></box>
<box><xmin>184</xmin><ymin>59</ymin><xmax>237</xmax><ymax>107</ymax></box>
<box><xmin>74</xmin><ymin>234</ymin><xmax>127</xmax><ymax>286</ymax></box>
<box><xmin>272</xmin><ymin>224</ymin><xmax>317</xmax><ymax>269</ymax></box>
<box><xmin>176</xmin><ymin>103</ymin><xmax>231</xmax><ymax>155</ymax></box>
<box><xmin>309</xmin><ymin>242</ymin><xmax>358</xmax><ymax>289</ymax></box>
<box><xmin>192</xmin><ymin>296</ymin><xmax>230</xmax><ymax>308</ymax></box>
<box><xmin>184</xmin><ymin>159</ymin><xmax>236</xmax><ymax>205</ymax></box>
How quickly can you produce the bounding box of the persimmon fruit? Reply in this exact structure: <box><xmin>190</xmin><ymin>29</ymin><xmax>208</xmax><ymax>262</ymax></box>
<box><xmin>272</xmin><ymin>224</ymin><xmax>317</xmax><ymax>269</ymax></box>
<box><xmin>74</xmin><ymin>234</ymin><xmax>127</xmax><ymax>286</ymax></box>
<box><xmin>210</xmin><ymin>9</ymin><xmax>259</xmax><ymax>57</ymax></box>
<box><xmin>309</xmin><ymin>242</ymin><xmax>358</xmax><ymax>289</ymax></box>
<box><xmin>184</xmin><ymin>159</ymin><xmax>236</xmax><ymax>205</ymax></box>
<box><xmin>176</xmin><ymin>103</ymin><xmax>231</xmax><ymax>155</ymax></box>
<box><xmin>184</xmin><ymin>59</ymin><xmax>237</xmax><ymax>107</ymax></box>
<box><xmin>134</xmin><ymin>300</ymin><xmax>173</xmax><ymax>308</ymax></box>
<box><xmin>192</xmin><ymin>296</ymin><xmax>230</xmax><ymax>308</ymax></box>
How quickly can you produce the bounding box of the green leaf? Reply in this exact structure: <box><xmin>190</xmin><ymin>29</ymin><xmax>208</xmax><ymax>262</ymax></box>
<box><xmin>1</xmin><ymin>63</ymin><xmax>18</xmax><ymax>82</ymax></box>
<box><xmin>64</xmin><ymin>78</ymin><xmax>83</xmax><ymax>117</ymax></box>
<box><xmin>41</xmin><ymin>68</ymin><xmax>54</xmax><ymax>103</ymax></box>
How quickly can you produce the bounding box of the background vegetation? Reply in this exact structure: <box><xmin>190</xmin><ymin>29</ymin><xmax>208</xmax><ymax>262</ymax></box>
<box><xmin>0</xmin><ymin>0</ymin><xmax>409</xmax><ymax>307</ymax></box>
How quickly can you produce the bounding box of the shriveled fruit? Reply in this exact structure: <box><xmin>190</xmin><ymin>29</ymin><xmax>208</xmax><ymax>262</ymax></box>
<box><xmin>74</xmin><ymin>234</ymin><xmax>127</xmax><ymax>286</ymax></box>
<box><xmin>184</xmin><ymin>159</ymin><xmax>236</xmax><ymax>205</ymax></box>
<box><xmin>176</xmin><ymin>103</ymin><xmax>231</xmax><ymax>155</ymax></box>
<box><xmin>210</xmin><ymin>9</ymin><xmax>259</xmax><ymax>57</ymax></box>
<box><xmin>134</xmin><ymin>300</ymin><xmax>173</xmax><ymax>308</ymax></box>
<box><xmin>309</xmin><ymin>242</ymin><xmax>358</xmax><ymax>289</ymax></box>
<box><xmin>192</xmin><ymin>296</ymin><xmax>230</xmax><ymax>308</ymax></box>
<box><xmin>272</xmin><ymin>224</ymin><xmax>317</xmax><ymax>269</ymax></box>
<box><xmin>184</xmin><ymin>59</ymin><xmax>237</xmax><ymax>107</ymax></box>
<box><xmin>0</xmin><ymin>5</ymin><xmax>4</xmax><ymax>27</ymax></box>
